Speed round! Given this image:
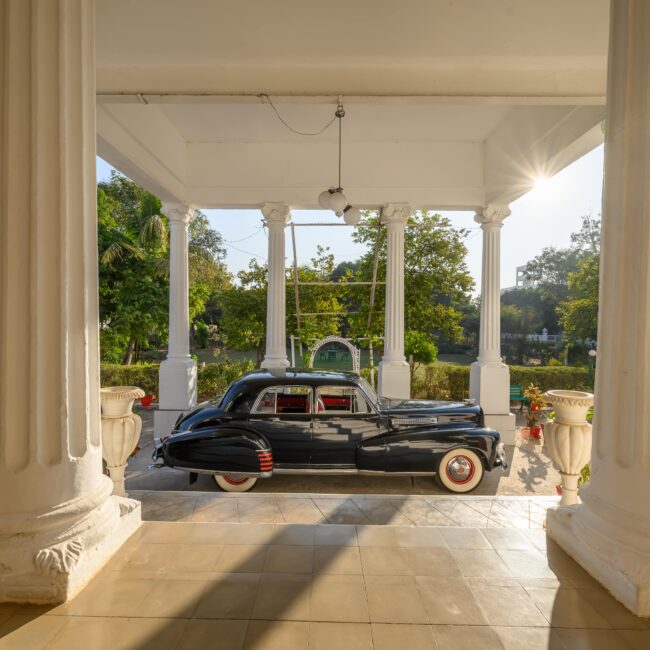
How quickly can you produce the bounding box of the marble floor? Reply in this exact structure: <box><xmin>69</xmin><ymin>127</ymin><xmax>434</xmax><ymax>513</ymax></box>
<box><xmin>1</xmin><ymin>520</ymin><xmax>649</xmax><ymax>649</ymax></box>
<box><xmin>132</xmin><ymin>491</ymin><xmax>558</xmax><ymax>528</ymax></box>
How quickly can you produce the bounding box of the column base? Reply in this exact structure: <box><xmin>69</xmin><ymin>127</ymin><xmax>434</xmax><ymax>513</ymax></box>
<box><xmin>483</xmin><ymin>412</ymin><xmax>516</xmax><ymax>445</ymax></box>
<box><xmin>0</xmin><ymin>480</ymin><xmax>141</xmax><ymax>604</ymax></box>
<box><xmin>261</xmin><ymin>355</ymin><xmax>290</xmax><ymax>370</ymax></box>
<box><xmin>546</xmin><ymin>497</ymin><xmax>650</xmax><ymax>616</ymax></box>
<box><xmin>470</xmin><ymin>361</ymin><xmax>515</xmax><ymax>443</ymax></box>
<box><xmin>378</xmin><ymin>360</ymin><xmax>411</xmax><ymax>400</ymax></box>
<box><xmin>154</xmin><ymin>408</ymin><xmax>185</xmax><ymax>438</ymax></box>
<box><xmin>159</xmin><ymin>357</ymin><xmax>197</xmax><ymax>411</ymax></box>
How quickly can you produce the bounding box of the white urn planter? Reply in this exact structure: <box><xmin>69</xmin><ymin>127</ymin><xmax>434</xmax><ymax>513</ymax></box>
<box><xmin>100</xmin><ymin>386</ymin><xmax>145</xmax><ymax>497</ymax></box>
<box><xmin>543</xmin><ymin>389</ymin><xmax>593</xmax><ymax>506</ymax></box>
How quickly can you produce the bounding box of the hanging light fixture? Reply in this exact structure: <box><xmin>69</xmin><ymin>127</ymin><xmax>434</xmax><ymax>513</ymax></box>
<box><xmin>317</xmin><ymin>100</ymin><xmax>360</xmax><ymax>224</ymax></box>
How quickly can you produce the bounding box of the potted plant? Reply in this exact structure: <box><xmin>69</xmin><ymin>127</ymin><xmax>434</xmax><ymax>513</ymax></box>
<box><xmin>524</xmin><ymin>384</ymin><xmax>545</xmax><ymax>438</ymax></box>
<box><xmin>140</xmin><ymin>394</ymin><xmax>155</xmax><ymax>408</ymax></box>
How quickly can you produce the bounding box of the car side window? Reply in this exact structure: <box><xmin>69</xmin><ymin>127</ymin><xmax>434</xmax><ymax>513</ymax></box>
<box><xmin>252</xmin><ymin>386</ymin><xmax>312</xmax><ymax>415</ymax></box>
<box><xmin>315</xmin><ymin>386</ymin><xmax>372</xmax><ymax>415</ymax></box>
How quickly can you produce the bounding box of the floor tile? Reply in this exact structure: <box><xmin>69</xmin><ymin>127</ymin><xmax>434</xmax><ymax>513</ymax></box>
<box><xmin>314</xmin><ymin>524</ymin><xmax>358</xmax><ymax>546</ymax></box>
<box><xmin>432</xmin><ymin>624</ymin><xmax>504</xmax><ymax>650</ymax></box>
<box><xmin>449</xmin><ymin>548</ymin><xmax>514</xmax><ymax>578</ymax></box>
<box><xmin>352</xmin><ymin>498</ymin><xmax>411</xmax><ymax>525</ymax></box>
<box><xmin>360</xmin><ymin>546</ymin><xmax>410</xmax><ymax>575</ymax></box>
<box><xmin>394</xmin><ymin>526</ymin><xmax>446</xmax><ymax>548</ymax></box>
<box><xmin>309</xmin><ymin>622</ymin><xmax>373</xmax><ymax>650</ymax></box>
<box><xmin>310</xmin><ymin>577</ymin><xmax>369</xmax><ymax>622</ymax></box>
<box><xmin>275</xmin><ymin>498</ymin><xmax>326</xmax><ymax>524</ymax></box>
<box><xmin>554</xmin><ymin>628</ymin><xmax>633</xmax><ymax>650</ymax></box>
<box><xmin>263</xmin><ymin>545</ymin><xmax>313</xmax><ymax>573</ymax></box>
<box><xmin>578</xmin><ymin>587</ymin><xmax>649</xmax><ymax>629</ymax></box>
<box><xmin>495</xmin><ymin>626</ymin><xmax>567</xmax><ymax>650</ymax></box>
<box><xmin>190</xmin><ymin>497</ymin><xmax>238</xmax><ymax>523</ymax></box>
<box><xmin>176</xmin><ymin>619</ymin><xmax>247</xmax><ymax>650</ymax></box>
<box><xmin>45</xmin><ymin>616</ymin><xmax>187</xmax><ymax>650</ymax></box>
<box><xmin>405</xmin><ymin>547</ymin><xmax>462</xmax><ymax>577</ymax></box>
<box><xmin>356</xmin><ymin>525</ymin><xmax>399</xmax><ymax>547</ymax></box>
<box><xmin>313</xmin><ymin>545</ymin><xmax>363</xmax><ymax>575</ymax></box>
<box><xmin>0</xmin><ymin>614</ymin><xmax>67</xmax><ymax>650</ymax></box>
<box><xmin>192</xmin><ymin>574</ymin><xmax>259</xmax><ymax>619</ymax></box>
<box><xmin>469</xmin><ymin>583</ymin><xmax>549</xmax><ymax>627</ymax></box>
<box><xmin>227</xmin><ymin>523</ymin><xmax>276</xmax><ymax>545</ymax></box>
<box><xmin>525</xmin><ymin>586</ymin><xmax>611</xmax><ymax>628</ymax></box>
<box><xmin>243</xmin><ymin>621</ymin><xmax>309</xmax><ymax>650</ymax></box>
<box><xmin>58</xmin><ymin>577</ymin><xmax>153</xmax><ymax>617</ymax></box>
<box><xmin>481</xmin><ymin>528</ymin><xmax>531</xmax><ymax>550</ymax></box>
<box><xmin>366</xmin><ymin>583</ymin><xmax>429</xmax><ymax>624</ymax></box>
<box><xmin>617</xmin><ymin>629</ymin><xmax>650</xmax><ymax>649</ymax></box>
<box><xmin>371</xmin><ymin>623</ymin><xmax>437</xmax><ymax>650</ymax></box>
<box><xmin>418</xmin><ymin>578</ymin><xmax>487</xmax><ymax>625</ymax></box>
<box><xmin>313</xmin><ymin>498</ymin><xmax>370</xmax><ymax>524</ymax></box>
<box><xmin>252</xmin><ymin>577</ymin><xmax>311</xmax><ymax>621</ymax></box>
<box><xmin>271</xmin><ymin>524</ymin><xmax>316</xmax><ymax>545</ymax></box>
<box><xmin>497</xmin><ymin>549</ymin><xmax>556</xmax><ymax>579</ymax></box>
<box><xmin>214</xmin><ymin>545</ymin><xmax>268</xmax><ymax>573</ymax></box>
<box><xmin>237</xmin><ymin>498</ymin><xmax>285</xmax><ymax>524</ymax></box>
<box><xmin>440</xmin><ymin>527</ymin><xmax>492</xmax><ymax>549</ymax></box>
<box><xmin>137</xmin><ymin>579</ymin><xmax>208</xmax><ymax>618</ymax></box>
<box><xmin>446</xmin><ymin>502</ymin><xmax>490</xmax><ymax>528</ymax></box>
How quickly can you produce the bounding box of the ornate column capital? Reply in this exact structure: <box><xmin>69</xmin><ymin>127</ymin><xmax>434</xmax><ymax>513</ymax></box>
<box><xmin>161</xmin><ymin>203</ymin><xmax>195</xmax><ymax>224</ymax></box>
<box><xmin>381</xmin><ymin>203</ymin><xmax>412</xmax><ymax>228</ymax></box>
<box><xmin>475</xmin><ymin>204</ymin><xmax>511</xmax><ymax>229</ymax></box>
<box><xmin>261</xmin><ymin>203</ymin><xmax>291</xmax><ymax>227</ymax></box>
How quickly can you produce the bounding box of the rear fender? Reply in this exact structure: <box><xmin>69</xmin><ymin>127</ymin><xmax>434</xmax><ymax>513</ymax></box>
<box><xmin>161</xmin><ymin>426</ymin><xmax>272</xmax><ymax>476</ymax></box>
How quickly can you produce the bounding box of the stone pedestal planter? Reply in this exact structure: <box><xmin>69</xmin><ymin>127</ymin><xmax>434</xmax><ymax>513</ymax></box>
<box><xmin>543</xmin><ymin>390</ymin><xmax>593</xmax><ymax>506</ymax></box>
<box><xmin>100</xmin><ymin>386</ymin><xmax>145</xmax><ymax>497</ymax></box>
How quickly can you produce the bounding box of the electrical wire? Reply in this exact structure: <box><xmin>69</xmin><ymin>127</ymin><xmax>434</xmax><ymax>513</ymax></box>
<box><xmin>222</xmin><ymin>226</ymin><xmax>264</xmax><ymax>243</ymax></box>
<box><xmin>259</xmin><ymin>94</ymin><xmax>337</xmax><ymax>136</ymax></box>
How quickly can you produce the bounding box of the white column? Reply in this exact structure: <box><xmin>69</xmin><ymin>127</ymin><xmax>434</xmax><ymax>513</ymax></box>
<box><xmin>378</xmin><ymin>203</ymin><xmax>411</xmax><ymax>400</ymax></box>
<box><xmin>0</xmin><ymin>0</ymin><xmax>140</xmax><ymax>604</ymax></box>
<box><xmin>546</xmin><ymin>0</ymin><xmax>650</xmax><ymax>617</ymax></box>
<box><xmin>154</xmin><ymin>204</ymin><xmax>198</xmax><ymax>436</ymax></box>
<box><xmin>261</xmin><ymin>203</ymin><xmax>290</xmax><ymax>370</ymax></box>
<box><xmin>469</xmin><ymin>205</ymin><xmax>516</xmax><ymax>444</ymax></box>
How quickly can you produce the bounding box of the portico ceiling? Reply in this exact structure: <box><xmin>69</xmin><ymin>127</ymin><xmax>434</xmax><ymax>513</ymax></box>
<box><xmin>95</xmin><ymin>0</ymin><xmax>609</xmax><ymax>210</ymax></box>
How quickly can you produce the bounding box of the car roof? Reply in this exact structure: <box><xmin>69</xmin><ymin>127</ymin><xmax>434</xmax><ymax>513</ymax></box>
<box><xmin>237</xmin><ymin>368</ymin><xmax>360</xmax><ymax>387</ymax></box>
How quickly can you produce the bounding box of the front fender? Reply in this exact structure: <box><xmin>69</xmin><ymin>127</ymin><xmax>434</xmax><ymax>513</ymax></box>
<box><xmin>360</xmin><ymin>427</ymin><xmax>500</xmax><ymax>473</ymax></box>
<box><xmin>161</xmin><ymin>426</ymin><xmax>272</xmax><ymax>476</ymax></box>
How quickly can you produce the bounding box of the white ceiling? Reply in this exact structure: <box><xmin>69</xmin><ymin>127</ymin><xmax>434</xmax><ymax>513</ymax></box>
<box><xmin>94</xmin><ymin>0</ymin><xmax>609</xmax><ymax>210</ymax></box>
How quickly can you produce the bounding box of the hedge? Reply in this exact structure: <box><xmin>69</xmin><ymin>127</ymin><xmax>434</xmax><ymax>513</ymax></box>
<box><xmin>412</xmin><ymin>363</ymin><xmax>590</xmax><ymax>401</ymax></box>
<box><xmin>100</xmin><ymin>359</ymin><xmax>255</xmax><ymax>402</ymax></box>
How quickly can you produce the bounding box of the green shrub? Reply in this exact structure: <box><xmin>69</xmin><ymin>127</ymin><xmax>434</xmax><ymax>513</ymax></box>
<box><xmin>100</xmin><ymin>359</ymin><xmax>255</xmax><ymax>401</ymax></box>
<box><xmin>412</xmin><ymin>363</ymin><xmax>589</xmax><ymax>401</ymax></box>
<box><xmin>100</xmin><ymin>363</ymin><xmax>159</xmax><ymax>396</ymax></box>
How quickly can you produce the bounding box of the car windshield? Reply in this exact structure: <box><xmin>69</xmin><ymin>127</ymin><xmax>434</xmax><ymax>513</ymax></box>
<box><xmin>358</xmin><ymin>377</ymin><xmax>380</xmax><ymax>408</ymax></box>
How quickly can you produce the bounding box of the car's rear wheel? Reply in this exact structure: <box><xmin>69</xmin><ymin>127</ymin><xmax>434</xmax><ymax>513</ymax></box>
<box><xmin>435</xmin><ymin>448</ymin><xmax>484</xmax><ymax>493</ymax></box>
<box><xmin>214</xmin><ymin>474</ymin><xmax>259</xmax><ymax>492</ymax></box>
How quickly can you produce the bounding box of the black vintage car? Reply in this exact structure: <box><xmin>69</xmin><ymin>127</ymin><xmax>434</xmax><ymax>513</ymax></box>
<box><xmin>153</xmin><ymin>369</ymin><xmax>507</xmax><ymax>493</ymax></box>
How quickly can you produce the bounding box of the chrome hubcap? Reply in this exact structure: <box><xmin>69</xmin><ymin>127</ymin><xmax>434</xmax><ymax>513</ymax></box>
<box><xmin>447</xmin><ymin>456</ymin><xmax>474</xmax><ymax>483</ymax></box>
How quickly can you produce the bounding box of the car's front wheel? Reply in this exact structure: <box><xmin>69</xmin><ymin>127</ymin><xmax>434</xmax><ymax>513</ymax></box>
<box><xmin>435</xmin><ymin>448</ymin><xmax>484</xmax><ymax>493</ymax></box>
<box><xmin>214</xmin><ymin>474</ymin><xmax>259</xmax><ymax>492</ymax></box>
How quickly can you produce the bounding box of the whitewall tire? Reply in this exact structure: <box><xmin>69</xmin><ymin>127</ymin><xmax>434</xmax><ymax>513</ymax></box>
<box><xmin>435</xmin><ymin>448</ymin><xmax>484</xmax><ymax>493</ymax></box>
<box><xmin>214</xmin><ymin>474</ymin><xmax>259</xmax><ymax>492</ymax></box>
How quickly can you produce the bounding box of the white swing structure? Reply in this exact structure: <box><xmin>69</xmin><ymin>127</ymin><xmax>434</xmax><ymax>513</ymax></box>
<box><xmin>288</xmin><ymin>217</ymin><xmax>384</xmax><ymax>386</ymax></box>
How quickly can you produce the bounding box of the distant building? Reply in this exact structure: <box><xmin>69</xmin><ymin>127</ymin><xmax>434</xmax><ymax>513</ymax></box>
<box><xmin>516</xmin><ymin>264</ymin><xmax>531</xmax><ymax>288</ymax></box>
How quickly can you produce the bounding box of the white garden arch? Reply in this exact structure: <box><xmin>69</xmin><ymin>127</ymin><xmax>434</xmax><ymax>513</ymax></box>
<box><xmin>309</xmin><ymin>336</ymin><xmax>361</xmax><ymax>374</ymax></box>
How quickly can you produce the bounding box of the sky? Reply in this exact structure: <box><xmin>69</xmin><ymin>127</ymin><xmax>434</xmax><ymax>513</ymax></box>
<box><xmin>96</xmin><ymin>143</ymin><xmax>604</xmax><ymax>293</ymax></box>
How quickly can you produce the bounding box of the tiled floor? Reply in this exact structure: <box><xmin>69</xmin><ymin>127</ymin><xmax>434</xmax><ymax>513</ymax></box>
<box><xmin>132</xmin><ymin>491</ymin><xmax>557</xmax><ymax>528</ymax></box>
<box><xmin>1</xmin><ymin>521</ymin><xmax>649</xmax><ymax>649</ymax></box>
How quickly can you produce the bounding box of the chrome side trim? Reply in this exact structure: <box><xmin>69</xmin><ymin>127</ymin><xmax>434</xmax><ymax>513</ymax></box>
<box><xmin>171</xmin><ymin>467</ymin><xmax>272</xmax><ymax>479</ymax></box>
<box><xmin>272</xmin><ymin>467</ymin><xmax>436</xmax><ymax>477</ymax></box>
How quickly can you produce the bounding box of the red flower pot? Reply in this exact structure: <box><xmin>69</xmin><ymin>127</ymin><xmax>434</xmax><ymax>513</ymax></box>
<box><xmin>556</xmin><ymin>485</ymin><xmax>562</xmax><ymax>496</ymax></box>
<box><xmin>530</xmin><ymin>425</ymin><xmax>542</xmax><ymax>438</ymax></box>
<box><xmin>140</xmin><ymin>395</ymin><xmax>154</xmax><ymax>408</ymax></box>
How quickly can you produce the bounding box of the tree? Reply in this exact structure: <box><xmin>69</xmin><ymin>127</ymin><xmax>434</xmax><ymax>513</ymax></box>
<box><xmin>405</xmin><ymin>330</ymin><xmax>438</xmax><ymax>375</ymax></box>
<box><xmin>97</xmin><ymin>171</ymin><xmax>229</xmax><ymax>363</ymax></box>
<box><xmin>558</xmin><ymin>254</ymin><xmax>600</xmax><ymax>341</ymax></box>
<box><xmin>348</xmin><ymin>211</ymin><xmax>473</xmax><ymax>347</ymax></box>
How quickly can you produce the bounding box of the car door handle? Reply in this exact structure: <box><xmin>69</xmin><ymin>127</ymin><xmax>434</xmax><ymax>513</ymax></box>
<box><xmin>268</xmin><ymin>417</ymin><xmax>280</xmax><ymax>422</ymax></box>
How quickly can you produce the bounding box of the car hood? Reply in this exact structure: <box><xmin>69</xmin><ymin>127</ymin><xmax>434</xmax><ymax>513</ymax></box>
<box><xmin>380</xmin><ymin>398</ymin><xmax>481</xmax><ymax>417</ymax></box>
